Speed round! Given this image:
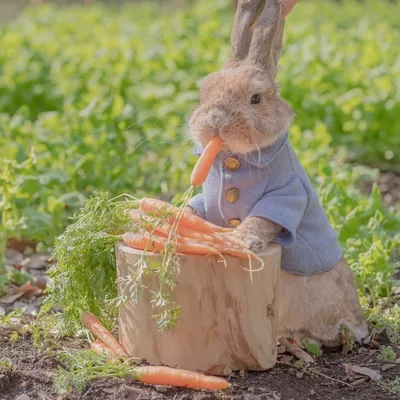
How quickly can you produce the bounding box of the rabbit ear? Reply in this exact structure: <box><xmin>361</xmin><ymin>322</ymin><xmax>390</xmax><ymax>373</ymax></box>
<box><xmin>270</xmin><ymin>18</ymin><xmax>285</xmax><ymax>78</ymax></box>
<box><xmin>228</xmin><ymin>0</ymin><xmax>265</xmax><ymax>65</ymax></box>
<box><xmin>247</xmin><ymin>0</ymin><xmax>281</xmax><ymax>73</ymax></box>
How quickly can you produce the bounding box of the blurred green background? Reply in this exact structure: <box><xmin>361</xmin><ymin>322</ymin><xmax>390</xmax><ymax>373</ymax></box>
<box><xmin>0</xmin><ymin>0</ymin><xmax>399</xmax><ymax>315</ymax></box>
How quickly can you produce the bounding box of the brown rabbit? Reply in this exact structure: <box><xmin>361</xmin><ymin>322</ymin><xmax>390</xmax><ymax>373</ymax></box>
<box><xmin>186</xmin><ymin>0</ymin><xmax>368</xmax><ymax>346</ymax></box>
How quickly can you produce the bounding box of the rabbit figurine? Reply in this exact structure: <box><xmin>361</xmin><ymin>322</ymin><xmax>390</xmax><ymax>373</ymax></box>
<box><xmin>186</xmin><ymin>0</ymin><xmax>368</xmax><ymax>346</ymax></box>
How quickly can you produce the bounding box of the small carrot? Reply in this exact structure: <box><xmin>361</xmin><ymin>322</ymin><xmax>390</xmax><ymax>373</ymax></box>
<box><xmin>122</xmin><ymin>232</ymin><xmax>221</xmax><ymax>256</ymax></box>
<box><xmin>133</xmin><ymin>366</ymin><xmax>231</xmax><ymax>390</ymax></box>
<box><xmin>190</xmin><ymin>136</ymin><xmax>223</xmax><ymax>188</ymax></box>
<box><xmin>139</xmin><ymin>198</ymin><xmax>231</xmax><ymax>234</ymax></box>
<box><xmin>89</xmin><ymin>341</ymin><xmax>231</xmax><ymax>390</ymax></box>
<box><xmin>81</xmin><ymin>311</ymin><xmax>128</xmax><ymax>359</ymax></box>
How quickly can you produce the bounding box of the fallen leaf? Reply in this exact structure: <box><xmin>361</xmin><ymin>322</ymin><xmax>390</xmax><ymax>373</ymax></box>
<box><xmin>33</xmin><ymin>275</ymin><xmax>47</xmax><ymax>290</ymax></box>
<box><xmin>14</xmin><ymin>281</ymin><xmax>34</xmax><ymax>294</ymax></box>
<box><xmin>0</xmin><ymin>292</ymin><xmax>24</xmax><ymax>304</ymax></box>
<box><xmin>343</xmin><ymin>364</ymin><xmax>381</xmax><ymax>381</ymax></box>
<box><xmin>102</xmin><ymin>387</ymin><xmax>117</xmax><ymax>394</ymax></box>
<box><xmin>278</xmin><ymin>337</ymin><xmax>314</xmax><ymax>364</ymax></box>
<box><xmin>382</xmin><ymin>364</ymin><xmax>396</xmax><ymax>372</ymax></box>
<box><xmin>350</xmin><ymin>377</ymin><xmax>368</xmax><ymax>387</ymax></box>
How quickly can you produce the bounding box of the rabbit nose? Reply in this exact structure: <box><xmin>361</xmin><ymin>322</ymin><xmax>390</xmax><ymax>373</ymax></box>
<box><xmin>206</xmin><ymin>108</ymin><xmax>227</xmax><ymax>129</ymax></box>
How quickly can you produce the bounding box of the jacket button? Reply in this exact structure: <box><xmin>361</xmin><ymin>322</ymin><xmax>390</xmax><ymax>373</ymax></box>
<box><xmin>228</xmin><ymin>218</ymin><xmax>241</xmax><ymax>228</ymax></box>
<box><xmin>225</xmin><ymin>188</ymin><xmax>240</xmax><ymax>204</ymax></box>
<box><xmin>224</xmin><ymin>157</ymin><xmax>240</xmax><ymax>171</ymax></box>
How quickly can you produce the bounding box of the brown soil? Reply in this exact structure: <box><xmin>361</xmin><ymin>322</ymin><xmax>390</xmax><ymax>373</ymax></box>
<box><xmin>1</xmin><ymin>326</ymin><xmax>399</xmax><ymax>400</ymax></box>
<box><xmin>361</xmin><ymin>170</ymin><xmax>400</xmax><ymax>207</ymax></box>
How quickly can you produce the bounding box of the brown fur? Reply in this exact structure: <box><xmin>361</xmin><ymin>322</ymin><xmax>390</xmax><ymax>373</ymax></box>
<box><xmin>279</xmin><ymin>258</ymin><xmax>368</xmax><ymax>345</ymax></box>
<box><xmin>187</xmin><ymin>0</ymin><xmax>368</xmax><ymax>345</ymax></box>
<box><xmin>189</xmin><ymin>65</ymin><xmax>293</xmax><ymax>154</ymax></box>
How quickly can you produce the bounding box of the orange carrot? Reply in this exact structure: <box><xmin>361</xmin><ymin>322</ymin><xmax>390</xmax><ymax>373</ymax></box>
<box><xmin>175</xmin><ymin>225</ymin><xmax>226</xmax><ymax>245</ymax></box>
<box><xmin>220</xmin><ymin>233</ymin><xmax>249</xmax><ymax>249</ymax></box>
<box><xmin>139</xmin><ymin>198</ymin><xmax>231</xmax><ymax>234</ymax></box>
<box><xmin>190</xmin><ymin>136</ymin><xmax>223</xmax><ymax>188</ymax></box>
<box><xmin>128</xmin><ymin>209</ymin><xmax>226</xmax><ymax>245</ymax></box>
<box><xmin>122</xmin><ymin>232</ymin><xmax>220</xmax><ymax>256</ymax></box>
<box><xmin>81</xmin><ymin>311</ymin><xmax>128</xmax><ymax>359</ymax></box>
<box><xmin>133</xmin><ymin>366</ymin><xmax>231</xmax><ymax>390</ymax></box>
<box><xmin>91</xmin><ymin>339</ymin><xmax>118</xmax><ymax>359</ymax></box>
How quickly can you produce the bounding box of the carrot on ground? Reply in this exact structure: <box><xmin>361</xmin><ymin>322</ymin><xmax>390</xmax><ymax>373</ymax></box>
<box><xmin>91</xmin><ymin>339</ymin><xmax>118</xmax><ymax>359</ymax></box>
<box><xmin>133</xmin><ymin>366</ymin><xmax>231</xmax><ymax>390</ymax></box>
<box><xmin>81</xmin><ymin>311</ymin><xmax>128</xmax><ymax>359</ymax></box>
<box><xmin>190</xmin><ymin>136</ymin><xmax>223</xmax><ymax>188</ymax></box>
<box><xmin>139</xmin><ymin>198</ymin><xmax>231</xmax><ymax>234</ymax></box>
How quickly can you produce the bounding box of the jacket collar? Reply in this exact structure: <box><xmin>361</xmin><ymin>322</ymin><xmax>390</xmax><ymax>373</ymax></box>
<box><xmin>193</xmin><ymin>131</ymin><xmax>289</xmax><ymax>168</ymax></box>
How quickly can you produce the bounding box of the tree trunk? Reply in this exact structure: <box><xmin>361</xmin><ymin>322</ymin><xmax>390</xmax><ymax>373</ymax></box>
<box><xmin>117</xmin><ymin>243</ymin><xmax>281</xmax><ymax>373</ymax></box>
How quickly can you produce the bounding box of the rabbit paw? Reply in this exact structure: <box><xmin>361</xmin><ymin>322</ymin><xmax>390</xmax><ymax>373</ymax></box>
<box><xmin>232</xmin><ymin>231</ymin><xmax>267</xmax><ymax>253</ymax></box>
<box><xmin>245</xmin><ymin>235</ymin><xmax>268</xmax><ymax>253</ymax></box>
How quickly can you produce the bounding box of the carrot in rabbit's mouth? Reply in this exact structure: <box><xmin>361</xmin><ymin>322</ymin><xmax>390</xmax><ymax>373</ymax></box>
<box><xmin>190</xmin><ymin>136</ymin><xmax>223</xmax><ymax>188</ymax></box>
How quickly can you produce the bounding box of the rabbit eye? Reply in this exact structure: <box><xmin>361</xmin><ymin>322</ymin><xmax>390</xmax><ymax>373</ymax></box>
<box><xmin>251</xmin><ymin>94</ymin><xmax>261</xmax><ymax>104</ymax></box>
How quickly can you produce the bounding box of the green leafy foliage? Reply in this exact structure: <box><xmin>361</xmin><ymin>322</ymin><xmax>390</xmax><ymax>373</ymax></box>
<box><xmin>378</xmin><ymin>345</ymin><xmax>397</xmax><ymax>362</ymax></box>
<box><xmin>41</xmin><ymin>191</ymin><xmax>137</xmax><ymax>334</ymax></box>
<box><xmin>388</xmin><ymin>378</ymin><xmax>400</xmax><ymax>394</ymax></box>
<box><xmin>55</xmin><ymin>349</ymin><xmax>133</xmax><ymax>393</ymax></box>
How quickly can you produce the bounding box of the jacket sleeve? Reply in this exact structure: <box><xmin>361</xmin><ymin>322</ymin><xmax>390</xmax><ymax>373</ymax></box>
<box><xmin>187</xmin><ymin>193</ymin><xmax>206</xmax><ymax>219</ymax></box>
<box><xmin>247</xmin><ymin>177</ymin><xmax>308</xmax><ymax>247</ymax></box>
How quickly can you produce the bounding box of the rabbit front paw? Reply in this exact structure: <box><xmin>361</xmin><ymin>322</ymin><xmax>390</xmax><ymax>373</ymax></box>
<box><xmin>232</xmin><ymin>231</ymin><xmax>267</xmax><ymax>253</ymax></box>
<box><xmin>245</xmin><ymin>235</ymin><xmax>268</xmax><ymax>253</ymax></box>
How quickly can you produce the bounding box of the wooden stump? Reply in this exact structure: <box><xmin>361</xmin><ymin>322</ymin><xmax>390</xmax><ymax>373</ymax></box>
<box><xmin>116</xmin><ymin>243</ymin><xmax>281</xmax><ymax>373</ymax></box>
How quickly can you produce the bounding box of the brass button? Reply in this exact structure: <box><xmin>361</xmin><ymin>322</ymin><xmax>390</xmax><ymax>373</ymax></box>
<box><xmin>224</xmin><ymin>157</ymin><xmax>240</xmax><ymax>171</ymax></box>
<box><xmin>228</xmin><ymin>218</ymin><xmax>241</xmax><ymax>228</ymax></box>
<box><xmin>225</xmin><ymin>188</ymin><xmax>240</xmax><ymax>204</ymax></box>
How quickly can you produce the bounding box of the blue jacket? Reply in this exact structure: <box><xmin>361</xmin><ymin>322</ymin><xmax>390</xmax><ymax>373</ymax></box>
<box><xmin>188</xmin><ymin>132</ymin><xmax>343</xmax><ymax>276</ymax></box>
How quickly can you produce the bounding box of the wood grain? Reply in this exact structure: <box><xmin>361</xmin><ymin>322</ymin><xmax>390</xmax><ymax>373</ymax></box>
<box><xmin>117</xmin><ymin>243</ymin><xmax>281</xmax><ymax>372</ymax></box>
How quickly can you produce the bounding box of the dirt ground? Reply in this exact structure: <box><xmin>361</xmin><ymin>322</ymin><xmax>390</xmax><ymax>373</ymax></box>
<box><xmin>1</xmin><ymin>324</ymin><xmax>399</xmax><ymax>400</ymax></box>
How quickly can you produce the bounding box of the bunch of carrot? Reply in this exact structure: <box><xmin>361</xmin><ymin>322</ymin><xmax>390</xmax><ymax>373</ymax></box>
<box><xmin>81</xmin><ymin>311</ymin><xmax>231</xmax><ymax>390</ymax></box>
<box><xmin>122</xmin><ymin>136</ymin><xmax>261</xmax><ymax>266</ymax></box>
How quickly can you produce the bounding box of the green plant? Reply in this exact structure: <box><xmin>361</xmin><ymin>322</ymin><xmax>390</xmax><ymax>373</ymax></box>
<box><xmin>366</xmin><ymin>303</ymin><xmax>400</xmax><ymax>344</ymax></box>
<box><xmin>301</xmin><ymin>340</ymin><xmax>322</xmax><ymax>357</ymax></box>
<box><xmin>388</xmin><ymin>378</ymin><xmax>400</xmax><ymax>394</ymax></box>
<box><xmin>378</xmin><ymin>345</ymin><xmax>397</xmax><ymax>362</ymax></box>
<box><xmin>54</xmin><ymin>349</ymin><xmax>130</xmax><ymax>393</ymax></box>
<box><xmin>10</xmin><ymin>332</ymin><xmax>19</xmax><ymax>344</ymax></box>
<box><xmin>41</xmin><ymin>192</ymin><xmax>136</xmax><ymax>335</ymax></box>
<box><xmin>0</xmin><ymin>358</ymin><xmax>13</xmax><ymax>373</ymax></box>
